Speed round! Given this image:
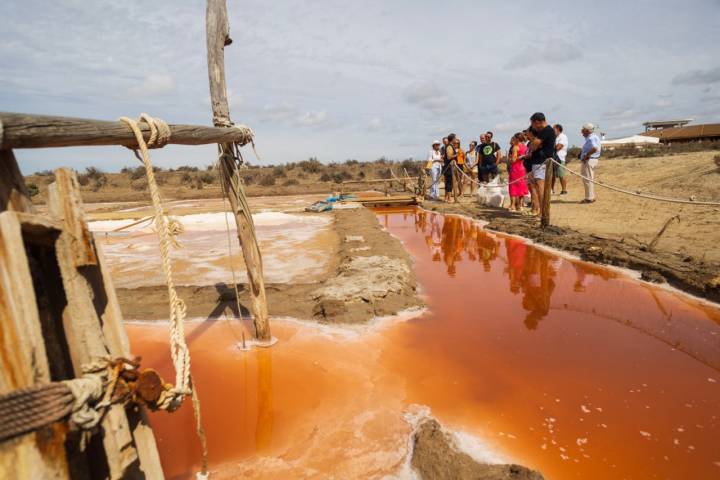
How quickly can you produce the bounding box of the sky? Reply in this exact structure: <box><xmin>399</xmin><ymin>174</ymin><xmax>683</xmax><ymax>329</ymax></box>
<box><xmin>2</xmin><ymin>0</ymin><xmax>720</xmax><ymax>174</ymax></box>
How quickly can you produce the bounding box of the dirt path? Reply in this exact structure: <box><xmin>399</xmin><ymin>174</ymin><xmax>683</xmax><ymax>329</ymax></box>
<box><xmin>116</xmin><ymin>207</ymin><xmax>422</xmax><ymax>323</ymax></box>
<box><xmin>427</xmin><ymin>151</ymin><xmax>720</xmax><ymax>303</ymax></box>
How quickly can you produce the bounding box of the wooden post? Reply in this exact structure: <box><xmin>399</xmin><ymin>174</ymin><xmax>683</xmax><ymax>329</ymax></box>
<box><xmin>0</xmin><ymin>150</ymin><xmax>34</xmax><ymax>212</ymax></box>
<box><xmin>0</xmin><ymin>213</ymin><xmax>70</xmax><ymax>479</ymax></box>
<box><xmin>48</xmin><ymin>168</ymin><xmax>163</xmax><ymax>479</ymax></box>
<box><xmin>541</xmin><ymin>158</ymin><xmax>554</xmax><ymax>228</ymax></box>
<box><xmin>206</xmin><ymin>0</ymin><xmax>271</xmax><ymax>341</ymax></box>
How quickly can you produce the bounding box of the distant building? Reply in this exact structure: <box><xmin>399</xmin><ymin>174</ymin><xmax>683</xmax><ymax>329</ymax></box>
<box><xmin>640</xmin><ymin>123</ymin><xmax>720</xmax><ymax>143</ymax></box>
<box><xmin>642</xmin><ymin>119</ymin><xmax>693</xmax><ymax>131</ymax></box>
<box><xmin>602</xmin><ymin>134</ymin><xmax>660</xmax><ymax>147</ymax></box>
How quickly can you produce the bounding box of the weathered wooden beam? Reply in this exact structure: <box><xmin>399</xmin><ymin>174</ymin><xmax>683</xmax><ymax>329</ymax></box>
<box><xmin>342</xmin><ymin>177</ymin><xmax>417</xmax><ymax>185</ymax></box>
<box><xmin>207</xmin><ymin>0</ymin><xmax>271</xmax><ymax>340</ymax></box>
<box><xmin>0</xmin><ymin>150</ymin><xmax>34</xmax><ymax>212</ymax></box>
<box><xmin>0</xmin><ymin>112</ymin><xmax>252</xmax><ymax>150</ymax></box>
<box><xmin>0</xmin><ymin>211</ymin><xmax>70</xmax><ymax>479</ymax></box>
<box><xmin>48</xmin><ymin>168</ymin><xmax>140</xmax><ymax>479</ymax></box>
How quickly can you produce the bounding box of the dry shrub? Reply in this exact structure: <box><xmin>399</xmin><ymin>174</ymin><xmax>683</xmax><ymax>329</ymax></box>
<box><xmin>131</xmin><ymin>179</ymin><xmax>148</xmax><ymax>191</ymax></box>
<box><xmin>299</xmin><ymin>157</ymin><xmax>322</xmax><ymax>173</ymax></box>
<box><xmin>26</xmin><ymin>183</ymin><xmax>39</xmax><ymax>197</ymax></box>
<box><xmin>282</xmin><ymin>178</ymin><xmax>299</xmax><ymax>186</ymax></box>
<box><xmin>259</xmin><ymin>175</ymin><xmax>276</xmax><ymax>186</ymax></box>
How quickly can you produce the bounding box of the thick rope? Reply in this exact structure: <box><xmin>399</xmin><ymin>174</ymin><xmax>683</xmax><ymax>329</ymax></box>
<box><xmin>551</xmin><ymin>159</ymin><xmax>720</xmax><ymax>206</ymax></box>
<box><xmin>119</xmin><ymin>114</ymin><xmax>191</xmax><ymax>409</ymax></box>
<box><xmin>217</xmin><ymin>151</ymin><xmax>245</xmax><ymax>320</ymax></box>
<box><xmin>0</xmin><ymin>358</ymin><xmax>133</xmax><ymax>443</ymax></box>
<box><xmin>0</xmin><ymin>383</ymin><xmax>73</xmax><ymax>443</ymax></box>
<box><xmin>119</xmin><ymin>114</ymin><xmax>209</xmax><ymax>477</ymax></box>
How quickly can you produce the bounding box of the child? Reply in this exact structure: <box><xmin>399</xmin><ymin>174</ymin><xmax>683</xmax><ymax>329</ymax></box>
<box><xmin>508</xmin><ymin>133</ymin><xmax>529</xmax><ymax>212</ymax></box>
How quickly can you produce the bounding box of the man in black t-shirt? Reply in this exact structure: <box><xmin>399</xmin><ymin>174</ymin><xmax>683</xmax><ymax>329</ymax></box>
<box><xmin>527</xmin><ymin>112</ymin><xmax>556</xmax><ymax>216</ymax></box>
<box><xmin>475</xmin><ymin>133</ymin><xmax>500</xmax><ymax>182</ymax></box>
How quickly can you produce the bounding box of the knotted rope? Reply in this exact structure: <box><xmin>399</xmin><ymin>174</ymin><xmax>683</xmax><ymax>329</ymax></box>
<box><xmin>119</xmin><ymin>114</ymin><xmax>191</xmax><ymax>409</ymax></box>
<box><xmin>119</xmin><ymin>114</ymin><xmax>209</xmax><ymax>478</ymax></box>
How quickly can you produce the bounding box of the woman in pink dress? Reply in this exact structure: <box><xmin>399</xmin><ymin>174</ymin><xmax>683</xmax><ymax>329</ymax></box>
<box><xmin>508</xmin><ymin>133</ymin><xmax>529</xmax><ymax>212</ymax></box>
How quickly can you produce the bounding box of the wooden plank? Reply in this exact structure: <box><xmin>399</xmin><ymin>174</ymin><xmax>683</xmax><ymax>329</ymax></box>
<box><xmin>341</xmin><ymin>177</ymin><xmax>417</xmax><ymax>185</ymax></box>
<box><xmin>0</xmin><ymin>150</ymin><xmax>34</xmax><ymax>213</ymax></box>
<box><xmin>0</xmin><ymin>212</ymin><xmax>70</xmax><ymax>479</ymax></box>
<box><xmin>51</xmin><ymin>169</ymin><xmax>97</xmax><ymax>266</ymax></box>
<box><xmin>48</xmin><ymin>169</ymin><xmax>140</xmax><ymax>479</ymax></box>
<box><xmin>0</xmin><ymin>112</ymin><xmax>253</xmax><ymax>150</ymax></box>
<box><xmin>207</xmin><ymin>0</ymin><xmax>271</xmax><ymax>340</ymax></box>
<box><xmin>92</xmin><ymin>240</ymin><xmax>164</xmax><ymax>479</ymax></box>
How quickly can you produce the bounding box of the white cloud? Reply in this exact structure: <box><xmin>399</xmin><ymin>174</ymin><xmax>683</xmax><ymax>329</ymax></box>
<box><xmin>296</xmin><ymin>110</ymin><xmax>329</xmax><ymax>127</ymax></box>
<box><xmin>367</xmin><ymin>117</ymin><xmax>384</xmax><ymax>131</ymax></box>
<box><xmin>403</xmin><ymin>82</ymin><xmax>452</xmax><ymax>115</ymax></box>
<box><xmin>260</xmin><ymin>102</ymin><xmax>298</xmax><ymax>121</ymax></box>
<box><xmin>129</xmin><ymin>73</ymin><xmax>175</xmax><ymax>96</ymax></box>
<box><xmin>504</xmin><ymin>38</ymin><xmax>582</xmax><ymax>71</ymax></box>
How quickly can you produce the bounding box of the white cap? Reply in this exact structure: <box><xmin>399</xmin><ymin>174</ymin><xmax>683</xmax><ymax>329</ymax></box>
<box><xmin>432</xmin><ymin>140</ymin><xmax>441</xmax><ymax>145</ymax></box>
<box><xmin>582</xmin><ymin>123</ymin><xmax>596</xmax><ymax>131</ymax></box>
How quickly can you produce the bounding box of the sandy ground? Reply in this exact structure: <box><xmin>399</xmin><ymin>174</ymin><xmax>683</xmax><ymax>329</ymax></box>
<box><xmin>113</xmin><ymin>207</ymin><xmax>423</xmax><ymax>324</ymax></box>
<box><xmin>430</xmin><ymin>151</ymin><xmax>720</xmax><ymax>303</ymax></box>
<box><xmin>544</xmin><ymin>151</ymin><xmax>719</xmax><ymax>263</ymax></box>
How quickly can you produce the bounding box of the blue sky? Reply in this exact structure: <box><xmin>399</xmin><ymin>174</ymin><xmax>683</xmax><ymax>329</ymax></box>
<box><xmin>2</xmin><ymin>0</ymin><xmax>720</xmax><ymax>173</ymax></box>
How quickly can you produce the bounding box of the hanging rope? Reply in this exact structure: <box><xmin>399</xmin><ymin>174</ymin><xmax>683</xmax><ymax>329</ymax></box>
<box><xmin>119</xmin><ymin>114</ymin><xmax>191</xmax><ymax>409</ymax></box>
<box><xmin>551</xmin><ymin>159</ymin><xmax>720</xmax><ymax>206</ymax></box>
<box><xmin>119</xmin><ymin>113</ymin><xmax>209</xmax><ymax>478</ymax></box>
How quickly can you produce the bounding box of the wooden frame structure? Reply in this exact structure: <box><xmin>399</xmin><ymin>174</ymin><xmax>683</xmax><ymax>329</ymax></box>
<box><xmin>0</xmin><ymin>1</ymin><xmax>274</xmax><ymax>477</ymax></box>
<box><xmin>0</xmin><ymin>161</ymin><xmax>163</xmax><ymax>479</ymax></box>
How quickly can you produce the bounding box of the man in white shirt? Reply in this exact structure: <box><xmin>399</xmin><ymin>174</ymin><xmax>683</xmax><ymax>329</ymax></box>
<box><xmin>427</xmin><ymin>140</ymin><xmax>443</xmax><ymax>199</ymax></box>
<box><xmin>580</xmin><ymin>123</ymin><xmax>602</xmax><ymax>203</ymax></box>
<box><xmin>553</xmin><ymin>124</ymin><xmax>569</xmax><ymax>195</ymax></box>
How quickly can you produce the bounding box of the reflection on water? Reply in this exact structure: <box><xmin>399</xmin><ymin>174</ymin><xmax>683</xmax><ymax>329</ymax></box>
<box><xmin>383</xmin><ymin>209</ymin><xmax>720</xmax><ymax>480</ymax></box>
<box><xmin>126</xmin><ymin>209</ymin><xmax>720</xmax><ymax>480</ymax></box>
<box><xmin>255</xmin><ymin>349</ymin><xmax>274</xmax><ymax>450</ymax></box>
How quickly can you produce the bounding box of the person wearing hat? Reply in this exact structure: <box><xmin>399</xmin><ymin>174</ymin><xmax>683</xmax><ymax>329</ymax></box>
<box><xmin>580</xmin><ymin>123</ymin><xmax>601</xmax><ymax>203</ymax></box>
<box><xmin>427</xmin><ymin>140</ymin><xmax>443</xmax><ymax>199</ymax></box>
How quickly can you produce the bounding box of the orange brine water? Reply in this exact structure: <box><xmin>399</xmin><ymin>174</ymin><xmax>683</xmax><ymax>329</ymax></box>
<box><xmin>126</xmin><ymin>209</ymin><xmax>720</xmax><ymax>479</ymax></box>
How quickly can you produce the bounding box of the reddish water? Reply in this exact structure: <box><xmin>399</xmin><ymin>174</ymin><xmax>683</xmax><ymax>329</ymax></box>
<box><xmin>126</xmin><ymin>209</ymin><xmax>720</xmax><ymax>479</ymax></box>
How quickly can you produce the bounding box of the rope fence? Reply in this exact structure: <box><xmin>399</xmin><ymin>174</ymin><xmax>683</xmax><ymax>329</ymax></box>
<box><xmin>551</xmin><ymin>159</ymin><xmax>720</xmax><ymax>206</ymax></box>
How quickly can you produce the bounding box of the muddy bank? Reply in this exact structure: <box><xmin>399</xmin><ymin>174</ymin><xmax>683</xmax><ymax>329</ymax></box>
<box><xmin>425</xmin><ymin>201</ymin><xmax>720</xmax><ymax>304</ymax></box>
<box><xmin>412</xmin><ymin>418</ymin><xmax>544</xmax><ymax>480</ymax></box>
<box><xmin>116</xmin><ymin>207</ymin><xmax>422</xmax><ymax>323</ymax></box>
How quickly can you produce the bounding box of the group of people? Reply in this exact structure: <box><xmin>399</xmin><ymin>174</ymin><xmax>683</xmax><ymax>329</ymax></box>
<box><xmin>425</xmin><ymin>112</ymin><xmax>602</xmax><ymax>214</ymax></box>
